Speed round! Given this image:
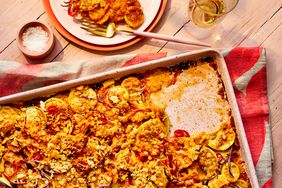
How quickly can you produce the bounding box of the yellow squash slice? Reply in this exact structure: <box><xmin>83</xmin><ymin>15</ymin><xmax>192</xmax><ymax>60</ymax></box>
<box><xmin>208</xmin><ymin>175</ymin><xmax>229</xmax><ymax>188</ymax></box>
<box><xmin>110</xmin><ymin>0</ymin><xmax>127</xmax><ymax>23</ymax></box>
<box><xmin>45</xmin><ymin>97</ymin><xmax>73</xmax><ymax>133</ymax></box>
<box><xmin>121</xmin><ymin>77</ymin><xmax>143</xmax><ymax>92</ymax></box>
<box><xmin>208</xmin><ymin>162</ymin><xmax>240</xmax><ymax>187</ymax></box>
<box><xmin>78</xmin><ymin>0</ymin><xmax>101</xmax><ymax>11</ymax></box>
<box><xmin>199</xmin><ymin>146</ymin><xmax>218</xmax><ymax>179</ymax></box>
<box><xmin>69</xmin><ymin>86</ymin><xmax>98</xmax><ymax>113</ymax></box>
<box><xmin>221</xmin><ymin>162</ymin><xmax>240</xmax><ymax>182</ymax></box>
<box><xmin>0</xmin><ymin>106</ymin><xmax>24</xmax><ymax>136</ymax></box>
<box><xmin>105</xmin><ymin>86</ymin><xmax>129</xmax><ymax>108</ymax></box>
<box><xmin>138</xmin><ymin>118</ymin><xmax>169</xmax><ymax>136</ymax></box>
<box><xmin>145</xmin><ymin>69</ymin><xmax>174</xmax><ymax>93</ymax></box>
<box><xmin>45</xmin><ymin>97</ymin><xmax>68</xmax><ymax>111</ymax></box>
<box><xmin>124</xmin><ymin>6</ymin><xmax>144</xmax><ymax>28</ymax></box>
<box><xmin>25</xmin><ymin>106</ymin><xmax>47</xmax><ymax>137</ymax></box>
<box><xmin>208</xmin><ymin>127</ymin><xmax>236</xmax><ymax>151</ymax></box>
<box><xmin>89</xmin><ymin>5</ymin><xmax>109</xmax><ymax>21</ymax></box>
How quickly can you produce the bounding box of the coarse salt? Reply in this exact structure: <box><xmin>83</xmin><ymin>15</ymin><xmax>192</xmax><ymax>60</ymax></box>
<box><xmin>22</xmin><ymin>26</ymin><xmax>49</xmax><ymax>52</ymax></box>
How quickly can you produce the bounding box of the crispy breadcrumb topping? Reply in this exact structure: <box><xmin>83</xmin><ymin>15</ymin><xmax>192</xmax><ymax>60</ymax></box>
<box><xmin>0</xmin><ymin>58</ymin><xmax>250</xmax><ymax>187</ymax></box>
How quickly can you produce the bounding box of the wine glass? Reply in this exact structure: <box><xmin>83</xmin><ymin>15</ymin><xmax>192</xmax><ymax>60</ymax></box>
<box><xmin>188</xmin><ymin>0</ymin><xmax>239</xmax><ymax>39</ymax></box>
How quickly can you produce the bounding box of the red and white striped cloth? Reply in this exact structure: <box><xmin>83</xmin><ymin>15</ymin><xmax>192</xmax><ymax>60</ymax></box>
<box><xmin>0</xmin><ymin>47</ymin><xmax>272</xmax><ymax>187</ymax></box>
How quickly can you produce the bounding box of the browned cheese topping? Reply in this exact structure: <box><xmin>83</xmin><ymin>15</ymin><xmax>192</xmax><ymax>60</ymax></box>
<box><xmin>78</xmin><ymin>0</ymin><xmax>144</xmax><ymax>28</ymax></box>
<box><xmin>0</xmin><ymin>57</ymin><xmax>251</xmax><ymax>188</ymax></box>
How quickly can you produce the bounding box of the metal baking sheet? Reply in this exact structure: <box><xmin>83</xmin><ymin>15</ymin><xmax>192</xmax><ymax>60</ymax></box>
<box><xmin>0</xmin><ymin>49</ymin><xmax>259</xmax><ymax>187</ymax></box>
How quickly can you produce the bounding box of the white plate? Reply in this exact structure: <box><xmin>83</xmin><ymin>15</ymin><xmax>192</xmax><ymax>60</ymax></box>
<box><xmin>50</xmin><ymin>0</ymin><xmax>162</xmax><ymax>46</ymax></box>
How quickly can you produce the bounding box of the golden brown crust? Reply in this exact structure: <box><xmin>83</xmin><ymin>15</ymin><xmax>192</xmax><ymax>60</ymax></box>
<box><xmin>0</xmin><ymin>57</ymin><xmax>251</xmax><ymax>188</ymax></box>
<box><xmin>88</xmin><ymin>5</ymin><xmax>110</xmax><ymax>22</ymax></box>
<box><xmin>124</xmin><ymin>6</ymin><xmax>144</xmax><ymax>28</ymax></box>
<box><xmin>77</xmin><ymin>0</ymin><xmax>145</xmax><ymax>28</ymax></box>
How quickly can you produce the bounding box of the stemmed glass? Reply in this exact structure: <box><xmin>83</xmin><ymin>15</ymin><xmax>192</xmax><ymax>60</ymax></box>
<box><xmin>188</xmin><ymin>0</ymin><xmax>239</xmax><ymax>39</ymax></box>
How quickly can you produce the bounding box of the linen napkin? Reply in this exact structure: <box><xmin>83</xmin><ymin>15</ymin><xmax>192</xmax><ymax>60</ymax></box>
<box><xmin>0</xmin><ymin>47</ymin><xmax>272</xmax><ymax>188</ymax></box>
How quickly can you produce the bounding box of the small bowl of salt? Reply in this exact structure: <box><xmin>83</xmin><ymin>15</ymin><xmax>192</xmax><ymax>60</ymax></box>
<box><xmin>17</xmin><ymin>21</ymin><xmax>55</xmax><ymax>59</ymax></box>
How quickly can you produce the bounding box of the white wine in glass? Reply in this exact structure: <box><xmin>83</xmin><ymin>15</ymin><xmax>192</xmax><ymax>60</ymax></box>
<box><xmin>189</xmin><ymin>0</ymin><xmax>238</xmax><ymax>29</ymax></box>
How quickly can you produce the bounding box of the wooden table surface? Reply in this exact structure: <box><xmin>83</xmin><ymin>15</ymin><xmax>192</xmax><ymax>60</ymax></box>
<box><xmin>0</xmin><ymin>0</ymin><xmax>281</xmax><ymax>187</ymax></box>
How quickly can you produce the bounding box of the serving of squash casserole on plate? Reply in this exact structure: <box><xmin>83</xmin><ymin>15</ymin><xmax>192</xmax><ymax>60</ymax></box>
<box><xmin>65</xmin><ymin>0</ymin><xmax>144</xmax><ymax>28</ymax></box>
<box><xmin>0</xmin><ymin>57</ymin><xmax>251</xmax><ymax>187</ymax></box>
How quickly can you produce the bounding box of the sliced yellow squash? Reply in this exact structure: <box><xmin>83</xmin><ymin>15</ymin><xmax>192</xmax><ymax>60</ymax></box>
<box><xmin>0</xmin><ymin>106</ymin><xmax>24</xmax><ymax>136</ymax></box>
<box><xmin>89</xmin><ymin>5</ymin><xmax>109</xmax><ymax>21</ymax></box>
<box><xmin>121</xmin><ymin>77</ymin><xmax>143</xmax><ymax>92</ymax></box>
<box><xmin>45</xmin><ymin>97</ymin><xmax>68</xmax><ymax>110</ymax></box>
<box><xmin>208</xmin><ymin>127</ymin><xmax>236</xmax><ymax>151</ymax></box>
<box><xmin>199</xmin><ymin>146</ymin><xmax>218</xmax><ymax>179</ymax></box>
<box><xmin>105</xmin><ymin>86</ymin><xmax>129</xmax><ymax>108</ymax></box>
<box><xmin>69</xmin><ymin>86</ymin><xmax>98</xmax><ymax>113</ymax></box>
<box><xmin>208</xmin><ymin>175</ymin><xmax>229</xmax><ymax>188</ymax></box>
<box><xmin>124</xmin><ymin>6</ymin><xmax>144</xmax><ymax>28</ymax></box>
<box><xmin>221</xmin><ymin>162</ymin><xmax>240</xmax><ymax>182</ymax></box>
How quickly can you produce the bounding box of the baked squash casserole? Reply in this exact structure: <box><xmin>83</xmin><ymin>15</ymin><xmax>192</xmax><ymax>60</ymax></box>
<box><xmin>65</xmin><ymin>0</ymin><xmax>144</xmax><ymax>28</ymax></box>
<box><xmin>0</xmin><ymin>57</ymin><xmax>251</xmax><ymax>187</ymax></box>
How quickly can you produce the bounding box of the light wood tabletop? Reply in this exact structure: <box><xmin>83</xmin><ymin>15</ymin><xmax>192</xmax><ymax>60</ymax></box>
<box><xmin>0</xmin><ymin>0</ymin><xmax>281</xmax><ymax>187</ymax></box>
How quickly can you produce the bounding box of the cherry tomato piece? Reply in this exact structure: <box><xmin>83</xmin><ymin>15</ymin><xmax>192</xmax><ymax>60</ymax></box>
<box><xmin>47</xmin><ymin>105</ymin><xmax>58</xmax><ymax>114</ymax></box>
<box><xmin>174</xmin><ymin>129</ymin><xmax>190</xmax><ymax>137</ymax></box>
<box><xmin>68</xmin><ymin>0</ymin><xmax>79</xmax><ymax>17</ymax></box>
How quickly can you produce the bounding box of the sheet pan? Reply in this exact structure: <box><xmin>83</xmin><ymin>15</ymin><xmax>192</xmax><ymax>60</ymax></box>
<box><xmin>0</xmin><ymin>49</ymin><xmax>259</xmax><ymax>187</ymax></box>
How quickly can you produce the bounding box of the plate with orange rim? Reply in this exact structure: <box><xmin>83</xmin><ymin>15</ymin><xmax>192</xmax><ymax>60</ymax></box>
<box><xmin>43</xmin><ymin>0</ymin><xmax>167</xmax><ymax>51</ymax></box>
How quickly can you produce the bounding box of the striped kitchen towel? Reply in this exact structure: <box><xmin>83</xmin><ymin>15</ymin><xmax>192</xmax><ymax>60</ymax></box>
<box><xmin>0</xmin><ymin>47</ymin><xmax>272</xmax><ymax>188</ymax></box>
